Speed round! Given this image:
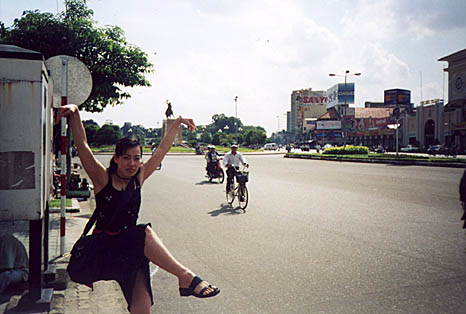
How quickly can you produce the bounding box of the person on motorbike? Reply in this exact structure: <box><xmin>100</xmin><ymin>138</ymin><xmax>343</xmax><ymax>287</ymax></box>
<box><xmin>223</xmin><ymin>144</ymin><xmax>248</xmax><ymax>196</ymax></box>
<box><xmin>205</xmin><ymin>145</ymin><xmax>220</xmax><ymax>176</ymax></box>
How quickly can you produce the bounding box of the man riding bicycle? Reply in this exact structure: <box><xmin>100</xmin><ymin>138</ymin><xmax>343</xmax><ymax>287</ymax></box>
<box><xmin>223</xmin><ymin>144</ymin><xmax>248</xmax><ymax>198</ymax></box>
<box><xmin>205</xmin><ymin>145</ymin><xmax>220</xmax><ymax>176</ymax></box>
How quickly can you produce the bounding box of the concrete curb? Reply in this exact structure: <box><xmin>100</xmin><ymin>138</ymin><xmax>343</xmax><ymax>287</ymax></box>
<box><xmin>284</xmin><ymin>153</ymin><xmax>466</xmax><ymax>168</ymax></box>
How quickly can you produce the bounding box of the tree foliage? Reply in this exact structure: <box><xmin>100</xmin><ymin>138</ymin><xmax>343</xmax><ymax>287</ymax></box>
<box><xmin>95</xmin><ymin>124</ymin><xmax>121</xmax><ymax>145</ymax></box>
<box><xmin>84</xmin><ymin>123</ymin><xmax>99</xmax><ymax>144</ymax></box>
<box><xmin>243</xmin><ymin>129</ymin><xmax>266</xmax><ymax>146</ymax></box>
<box><xmin>200</xmin><ymin>131</ymin><xmax>212</xmax><ymax>144</ymax></box>
<box><xmin>0</xmin><ymin>0</ymin><xmax>153</xmax><ymax>112</ymax></box>
<box><xmin>202</xmin><ymin>114</ymin><xmax>266</xmax><ymax>146</ymax></box>
<box><xmin>82</xmin><ymin>119</ymin><xmax>99</xmax><ymax>127</ymax></box>
<box><xmin>210</xmin><ymin>114</ymin><xmax>243</xmax><ymax>134</ymax></box>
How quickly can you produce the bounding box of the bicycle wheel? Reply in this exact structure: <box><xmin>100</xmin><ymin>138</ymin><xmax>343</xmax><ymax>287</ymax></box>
<box><xmin>238</xmin><ymin>184</ymin><xmax>248</xmax><ymax>210</ymax></box>
<box><xmin>218</xmin><ymin>169</ymin><xmax>225</xmax><ymax>184</ymax></box>
<box><xmin>226</xmin><ymin>183</ymin><xmax>235</xmax><ymax>204</ymax></box>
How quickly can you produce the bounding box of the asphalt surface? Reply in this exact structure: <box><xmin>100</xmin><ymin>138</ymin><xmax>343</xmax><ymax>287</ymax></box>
<box><xmin>95</xmin><ymin>154</ymin><xmax>466</xmax><ymax>314</ymax></box>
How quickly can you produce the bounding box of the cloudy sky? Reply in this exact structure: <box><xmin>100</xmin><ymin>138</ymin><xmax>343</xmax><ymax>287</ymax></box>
<box><xmin>2</xmin><ymin>0</ymin><xmax>465</xmax><ymax>135</ymax></box>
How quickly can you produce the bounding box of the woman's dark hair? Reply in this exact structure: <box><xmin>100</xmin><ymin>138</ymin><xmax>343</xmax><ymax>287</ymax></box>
<box><xmin>108</xmin><ymin>136</ymin><xmax>143</xmax><ymax>174</ymax></box>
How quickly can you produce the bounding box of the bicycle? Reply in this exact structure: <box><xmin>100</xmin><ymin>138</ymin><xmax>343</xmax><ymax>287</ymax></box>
<box><xmin>226</xmin><ymin>166</ymin><xmax>249</xmax><ymax>210</ymax></box>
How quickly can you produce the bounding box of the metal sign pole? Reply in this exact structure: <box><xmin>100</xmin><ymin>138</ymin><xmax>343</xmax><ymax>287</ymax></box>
<box><xmin>59</xmin><ymin>56</ymin><xmax>68</xmax><ymax>256</ymax></box>
<box><xmin>392</xmin><ymin>106</ymin><xmax>400</xmax><ymax>156</ymax></box>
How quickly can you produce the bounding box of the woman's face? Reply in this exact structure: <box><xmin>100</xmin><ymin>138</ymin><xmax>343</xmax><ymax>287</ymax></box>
<box><xmin>114</xmin><ymin>146</ymin><xmax>142</xmax><ymax>178</ymax></box>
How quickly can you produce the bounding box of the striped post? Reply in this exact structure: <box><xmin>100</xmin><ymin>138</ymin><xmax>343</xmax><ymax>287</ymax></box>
<box><xmin>59</xmin><ymin>57</ymin><xmax>68</xmax><ymax>256</ymax></box>
<box><xmin>60</xmin><ymin>114</ymin><xmax>67</xmax><ymax>255</ymax></box>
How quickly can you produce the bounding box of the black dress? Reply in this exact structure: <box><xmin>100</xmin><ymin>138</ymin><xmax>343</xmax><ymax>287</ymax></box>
<box><xmin>93</xmin><ymin>170</ymin><xmax>154</xmax><ymax>310</ymax></box>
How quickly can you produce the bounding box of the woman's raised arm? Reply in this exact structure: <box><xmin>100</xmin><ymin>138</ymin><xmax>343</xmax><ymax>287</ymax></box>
<box><xmin>56</xmin><ymin>105</ymin><xmax>107</xmax><ymax>191</ymax></box>
<box><xmin>140</xmin><ymin>116</ymin><xmax>196</xmax><ymax>184</ymax></box>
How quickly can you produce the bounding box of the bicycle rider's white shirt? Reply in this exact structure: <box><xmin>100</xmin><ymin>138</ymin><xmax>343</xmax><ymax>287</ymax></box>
<box><xmin>223</xmin><ymin>151</ymin><xmax>247</xmax><ymax>168</ymax></box>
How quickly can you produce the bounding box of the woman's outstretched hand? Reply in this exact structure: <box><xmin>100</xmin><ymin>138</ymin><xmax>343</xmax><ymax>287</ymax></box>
<box><xmin>179</xmin><ymin>116</ymin><xmax>197</xmax><ymax>132</ymax></box>
<box><xmin>55</xmin><ymin>104</ymin><xmax>79</xmax><ymax>124</ymax></box>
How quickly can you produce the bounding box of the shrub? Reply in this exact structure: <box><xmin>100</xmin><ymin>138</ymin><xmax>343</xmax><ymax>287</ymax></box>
<box><xmin>323</xmin><ymin>145</ymin><xmax>369</xmax><ymax>155</ymax></box>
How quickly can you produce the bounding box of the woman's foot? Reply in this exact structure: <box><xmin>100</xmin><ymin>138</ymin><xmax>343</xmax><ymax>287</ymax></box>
<box><xmin>179</xmin><ymin>273</ymin><xmax>220</xmax><ymax>298</ymax></box>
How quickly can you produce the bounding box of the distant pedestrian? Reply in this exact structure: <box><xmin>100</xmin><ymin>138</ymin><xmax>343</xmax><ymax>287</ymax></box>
<box><xmin>57</xmin><ymin>104</ymin><xmax>219</xmax><ymax>313</ymax></box>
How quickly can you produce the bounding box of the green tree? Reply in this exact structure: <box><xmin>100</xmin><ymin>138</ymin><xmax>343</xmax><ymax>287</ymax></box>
<box><xmin>242</xmin><ymin>125</ymin><xmax>266</xmax><ymax>134</ymax></box>
<box><xmin>95</xmin><ymin>124</ymin><xmax>121</xmax><ymax>145</ymax></box>
<box><xmin>234</xmin><ymin>133</ymin><xmax>243</xmax><ymax>144</ymax></box>
<box><xmin>211</xmin><ymin>132</ymin><xmax>221</xmax><ymax>146</ymax></box>
<box><xmin>222</xmin><ymin>134</ymin><xmax>238</xmax><ymax>146</ymax></box>
<box><xmin>84</xmin><ymin>123</ymin><xmax>99</xmax><ymax>145</ymax></box>
<box><xmin>82</xmin><ymin>119</ymin><xmax>99</xmax><ymax>127</ymax></box>
<box><xmin>210</xmin><ymin>114</ymin><xmax>243</xmax><ymax>134</ymax></box>
<box><xmin>244</xmin><ymin>129</ymin><xmax>266</xmax><ymax>146</ymax></box>
<box><xmin>185</xmin><ymin>130</ymin><xmax>197</xmax><ymax>142</ymax></box>
<box><xmin>200</xmin><ymin>131</ymin><xmax>212</xmax><ymax>144</ymax></box>
<box><xmin>0</xmin><ymin>0</ymin><xmax>153</xmax><ymax>112</ymax></box>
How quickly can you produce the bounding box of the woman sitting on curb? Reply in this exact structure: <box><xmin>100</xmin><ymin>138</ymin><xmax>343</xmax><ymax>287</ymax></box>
<box><xmin>57</xmin><ymin>104</ymin><xmax>219</xmax><ymax>314</ymax></box>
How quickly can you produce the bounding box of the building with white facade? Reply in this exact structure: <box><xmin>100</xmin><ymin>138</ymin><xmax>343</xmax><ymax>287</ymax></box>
<box><xmin>287</xmin><ymin>88</ymin><xmax>327</xmax><ymax>134</ymax></box>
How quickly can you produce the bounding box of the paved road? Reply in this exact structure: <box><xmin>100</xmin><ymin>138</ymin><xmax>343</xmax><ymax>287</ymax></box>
<box><xmin>96</xmin><ymin>154</ymin><xmax>466</xmax><ymax>314</ymax></box>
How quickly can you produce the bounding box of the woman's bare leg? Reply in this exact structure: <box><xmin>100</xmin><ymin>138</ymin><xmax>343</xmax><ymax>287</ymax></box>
<box><xmin>143</xmin><ymin>226</ymin><xmax>216</xmax><ymax>295</ymax></box>
<box><xmin>130</xmin><ymin>270</ymin><xmax>151</xmax><ymax>314</ymax></box>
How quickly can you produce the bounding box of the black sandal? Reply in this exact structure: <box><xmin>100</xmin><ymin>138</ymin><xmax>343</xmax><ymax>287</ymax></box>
<box><xmin>179</xmin><ymin>275</ymin><xmax>220</xmax><ymax>298</ymax></box>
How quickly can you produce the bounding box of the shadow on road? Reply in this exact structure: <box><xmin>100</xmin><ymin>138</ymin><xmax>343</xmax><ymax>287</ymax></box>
<box><xmin>195</xmin><ymin>180</ymin><xmax>221</xmax><ymax>185</ymax></box>
<box><xmin>386</xmin><ymin>163</ymin><xmax>417</xmax><ymax>167</ymax></box>
<box><xmin>208</xmin><ymin>203</ymin><xmax>244</xmax><ymax>216</ymax></box>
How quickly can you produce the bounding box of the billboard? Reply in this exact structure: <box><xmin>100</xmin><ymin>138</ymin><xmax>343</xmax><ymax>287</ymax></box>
<box><xmin>384</xmin><ymin>89</ymin><xmax>411</xmax><ymax>106</ymax></box>
<box><xmin>317</xmin><ymin>120</ymin><xmax>342</xmax><ymax>130</ymax></box>
<box><xmin>355</xmin><ymin>117</ymin><xmax>392</xmax><ymax>130</ymax></box>
<box><xmin>300</xmin><ymin>91</ymin><xmax>327</xmax><ymax>105</ymax></box>
<box><xmin>326</xmin><ymin>83</ymin><xmax>355</xmax><ymax>109</ymax></box>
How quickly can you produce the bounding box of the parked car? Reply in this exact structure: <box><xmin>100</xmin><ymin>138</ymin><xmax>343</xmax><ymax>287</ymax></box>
<box><xmin>400</xmin><ymin>145</ymin><xmax>420</xmax><ymax>153</ymax></box>
<box><xmin>264</xmin><ymin>143</ymin><xmax>278</xmax><ymax>150</ymax></box>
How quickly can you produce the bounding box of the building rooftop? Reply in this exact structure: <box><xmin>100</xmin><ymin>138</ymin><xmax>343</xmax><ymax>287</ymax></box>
<box><xmin>438</xmin><ymin>47</ymin><xmax>466</xmax><ymax>62</ymax></box>
<box><xmin>0</xmin><ymin>44</ymin><xmax>43</xmax><ymax>60</ymax></box>
<box><xmin>318</xmin><ymin>108</ymin><xmax>340</xmax><ymax>120</ymax></box>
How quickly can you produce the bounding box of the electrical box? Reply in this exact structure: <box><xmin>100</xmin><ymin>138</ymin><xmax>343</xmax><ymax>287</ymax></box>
<box><xmin>0</xmin><ymin>44</ymin><xmax>53</xmax><ymax>221</ymax></box>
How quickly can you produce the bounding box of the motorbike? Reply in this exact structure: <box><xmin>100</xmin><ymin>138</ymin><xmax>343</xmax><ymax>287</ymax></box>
<box><xmin>428</xmin><ymin>145</ymin><xmax>457</xmax><ymax>158</ymax></box>
<box><xmin>375</xmin><ymin>145</ymin><xmax>386</xmax><ymax>154</ymax></box>
<box><xmin>206</xmin><ymin>156</ymin><xmax>225</xmax><ymax>183</ymax></box>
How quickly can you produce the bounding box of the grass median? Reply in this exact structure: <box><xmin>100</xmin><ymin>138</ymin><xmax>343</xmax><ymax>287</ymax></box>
<box><xmin>287</xmin><ymin>152</ymin><xmax>466</xmax><ymax>164</ymax></box>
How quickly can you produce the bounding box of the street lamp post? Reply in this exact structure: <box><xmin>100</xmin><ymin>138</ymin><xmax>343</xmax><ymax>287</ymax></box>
<box><xmin>328</xmin><ymin>70</ymin><xmax>361</xmax><ymax>146</ymax></box>
<box><xmin>234</xmin><ymin>96</ymin><xmax>238</xmax><ymax>140</ymax></box>
<box><xmin>234</xmin><ymin>96</ymin><xmax>238</xmax><ymax>119</ymax></box>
